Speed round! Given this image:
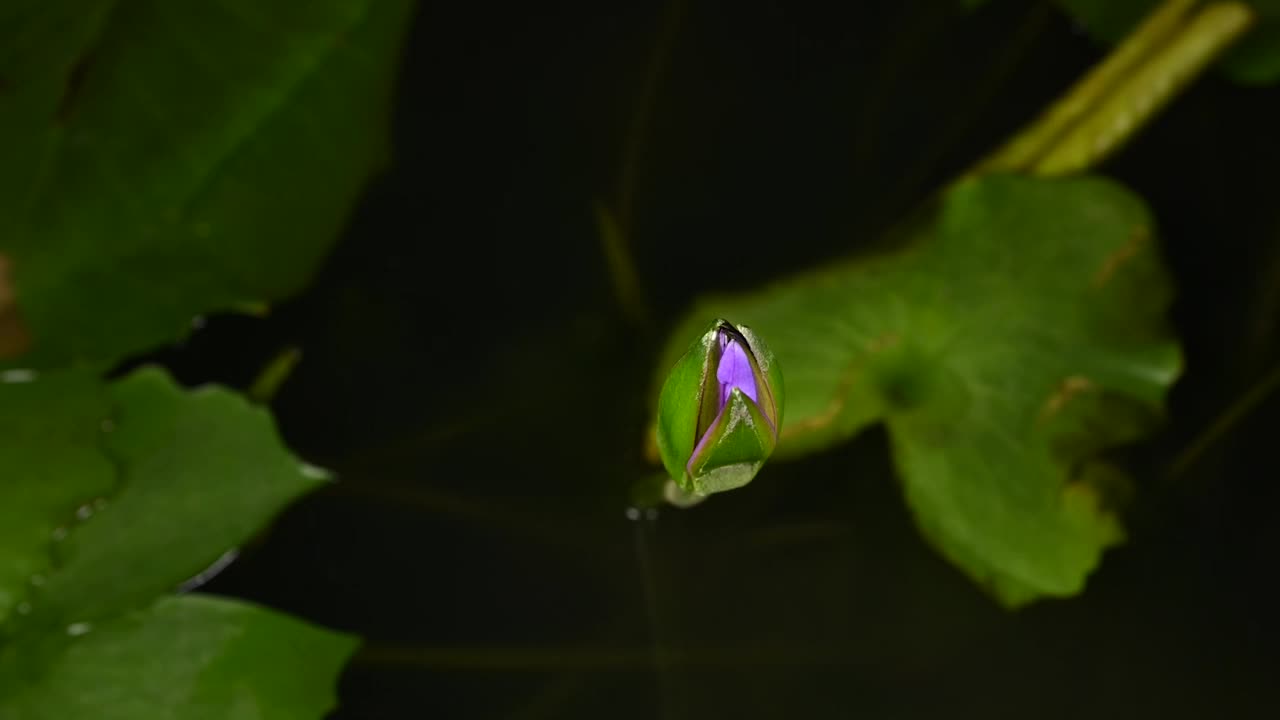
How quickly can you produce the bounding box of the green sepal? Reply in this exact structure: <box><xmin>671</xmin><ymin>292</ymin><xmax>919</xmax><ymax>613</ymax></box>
<box><xmin>737</xmin><ymin>323</ymin><xmax>784</xmax><ymax>431</ymax></box>
<box><xmin>685</xmin><ymin>387</ymin><xmax>778</xmax><ymax>495</ymax></box>
<box><xmin>654</xmin><ymin>321</ymin><xmax>719</xmax><ymax>485</ymax></box>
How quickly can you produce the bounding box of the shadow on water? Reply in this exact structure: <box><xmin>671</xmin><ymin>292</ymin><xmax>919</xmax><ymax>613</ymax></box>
<box><xmin>142</xmin><ymin>0</ymin><xmax>1280</xmax><ymax>717</ymax></box>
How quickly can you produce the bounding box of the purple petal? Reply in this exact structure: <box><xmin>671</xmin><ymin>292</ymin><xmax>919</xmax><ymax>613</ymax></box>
<box><xmin>717</xmin><ymin>332</ymin><xmax>758</xmax><ymax>409</ymax></box>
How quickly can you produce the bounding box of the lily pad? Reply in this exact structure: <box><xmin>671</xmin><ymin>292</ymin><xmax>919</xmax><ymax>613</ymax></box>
<box><xmin>23</xmin><ymin>367</ymin><xmax>331</xmax><ymax>629</ymax></box>
<box><xmin>0</xmin><ymin>370</ymin><xmax>113</xmax><ymax>629</ymax></box>
<box><xmin>0</xmin><ymin>367</ymin><xmax>344</xmax><ymax>716</ymax></box>
<box><xmin>654</xmin><ymin>174</ymin><xmax>1181</xmax><ymax>606</ymax></box>
<box><xmin>0</xmin><ymin>595</ymin><xmax>358</xmax><ymax>720</ymax></box>
<box><xmin>0</xmin><ymin>0</ymin><xmax>415</xmax><ymax>368</ymax></box>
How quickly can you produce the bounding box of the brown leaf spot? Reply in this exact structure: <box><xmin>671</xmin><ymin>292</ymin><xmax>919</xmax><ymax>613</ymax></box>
<box><xmin>781</xmin><ymin>332</ymin><xmax>901</xmax><ymax>441</ymax></box>
<box><xmin>1061</xmin><ymin>479</ymin><xmax>1096</xmax><ymax>502</ymax></box>
<box><xmin>780</xmin><ymin>362</ymin><xmax>859</xmax><ymax>441</ymax></box>
<box><xmin>1060</xmin><ymin>475</ymin><xmax>1125</xmax><ymax>544</ymax></box>
<box><xmin>1093</xmin><ymin>226</ymin><xmax>1149</xmax><ymax>288</ymax></box>
<box><xmin>1061</xmin><ymin>480</ymin><xmax>1105</xmax><ymax>516</ymax></box>
<box><xmin>1039</xmin><ymin>375</ymin><xmax>1095</xmax><ymax>421</ymax></box>
<box><xmin>0</xmin><ymin>255</ymin><xmax>32</xmax><ymax>358</ymax></box>
<box><xmin>643</xmin><ymin>426</ymin><xmax>661</xmax><ymax>465</ymax></box>
<box><xmin>55</xmin><ymin>52</ymin><xmax>95</xmax><ymax>124</ymax></box>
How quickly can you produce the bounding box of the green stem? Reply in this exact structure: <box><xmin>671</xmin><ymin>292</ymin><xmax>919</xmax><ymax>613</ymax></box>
<box><xmin>629</xmin><ymin>471</ymin><xmax>705</xmax><ymax>509</ymax></box>
<box><xmin>247</xmin><ymin>346</ymin><xmax>301</xmax><ymax>403</ymax></box>
<box><xmin>325</xmin><ymin>481</ymin><xmax>582</xmax><ymax>547</ymax></box>
<box><xmin>975</xmin><ymin>0</ymin><xmax>1254</xmax><ymax>176</ymax></box>
<box><xmin>597</xmin><ymin>0</ymin><xmax>686</xmax><ymax>329</ymax></box>
<box><xmin>595</xmin><ymin>205</ymin><xmax>651</xmax><ymax>328</ymax></box>
<box><xmin>353</xmin><ymin>644</ymin><xmax>845</xmax><ymax>671</ymax></box>
<box><xmin>616</xmin><ymin>0</ymin><xmax>684</xmax><ymax>231</ymax></box>
<box><xmin>1167</xmin><ymin>360</ymin><xmax>1280</xmax><ymax>479</ymax></box>
<box><xmin>886</xmin><ymin>2</ymin><xmax>1051</xmax><ymax>210</ymax></box>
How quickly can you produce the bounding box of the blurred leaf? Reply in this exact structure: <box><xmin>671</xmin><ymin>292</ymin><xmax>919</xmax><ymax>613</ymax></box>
<box><xmin>0</xmin><ymin>367</ymin><xmax>343</xmax><ymax>716</ymax></box>
<box><xmin>0</xmin><ymin>371</ymin><xmax>113</xmax><ymax>628</ymax></box>
<box><xmin>26</xmin><ymin>367</ymin><xmax>330</xmax><ymax>628</ymax></box>
<box><xmin>1057</xmin><ymin>0</ymin><xmax>1280</xmax><ymax>85</ymax></box>
<box><xmin>0</xmin><ymin>594</ymin><xmax>357</xmax><ymax>720</ymax></box>
<box><xmin>0</xmin><ymin>0</ymin><xmax>415</xmax><ymax>368</ymax></box>
<box><xmin>653</xmin><ymin>174</ymin><xmax>1181</xmax><ymax>606</ymax></box>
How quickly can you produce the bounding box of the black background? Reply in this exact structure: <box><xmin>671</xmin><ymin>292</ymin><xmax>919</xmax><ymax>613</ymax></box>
<box><xmin>148</xmin><ymin>0</ymin><xmax>1280</xmax><ymax>717</ymax></box>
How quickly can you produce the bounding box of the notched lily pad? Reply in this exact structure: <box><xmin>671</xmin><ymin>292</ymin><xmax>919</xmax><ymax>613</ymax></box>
<box><xmin>653</xmin><ymin>174</ymin><xmax>1181</xmax><ymax>606</ymax></box>
<box><xmin>0</xmin><ymin>365</ymin><xmax>344</xmax><ymax>717</ymax></box>
<box><xmin>0</xmin><ymin>255</ymin><xmax>31</xmax><ymax>357</ymax></box>
<box><xmin>25</xmin><ymin>366</ymin><xmax>331</xmax><ymax>628</ymax></box>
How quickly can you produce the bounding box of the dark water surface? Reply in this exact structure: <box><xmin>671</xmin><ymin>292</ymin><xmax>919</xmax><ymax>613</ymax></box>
<box><xmin>151</xmin><ymin>1</ymin><xmax>1280</xmax><ymax>717</ymax></box>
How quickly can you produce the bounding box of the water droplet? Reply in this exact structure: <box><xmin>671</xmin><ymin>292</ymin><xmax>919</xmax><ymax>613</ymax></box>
<box><xmin>51</xmin><ymin>527</ymin><xmax>68</xmax><ymax>541</ymax></box>
<box><xmin>644</xmin><ymin>508</ymin><xmax>660</xmax><ymax>521</ymax></box>
<box><xmin>299</xmin><ymin>463</ymin><xmax>332</xmax><ymax>481</ymax></box>
<box><xmin>1</xmin><ymin>369</ymin><xmax>36</xmax><ymax>384</ymax></box>
<box><xmin>176</xmin><ymin>548</ymin><xmax>240</xmax><ymax>593</ymax></box>
<box><xmin>66</xmin><ymin>622</ymin><xmax>92</xmax><ymax>637</ymax></box>
<box><xmin>74</xmin><ymin>504</ymin><xmax>93</xmax><ymax>521</ymax></box>
<box><xmin>29</xmin><ymin>574</ymin><xmax>44</xmax><ymax>587</ymax></box>
<box><xmin>624</xmin><ymin>507</ymin><xmax>641</xmax><ymax>521</ymax></box>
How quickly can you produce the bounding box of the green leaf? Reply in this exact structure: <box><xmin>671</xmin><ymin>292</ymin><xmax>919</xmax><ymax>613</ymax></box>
<box><xmin>0</xmin><ymin>371</ymin><xmax>114</xmax><ymax>629</ymax></box>
<box><xmin>25</xmin><ymin>367</ymin><xmax>330</xmax><ymax>628</ymax></box>
<box><xmin>654</xmin><ymin>323</ymin><xmax>717</xmax><ymax>485</ymax></box>
<box><xmin>1057</xmin><ymin>0</ymin><xmax>1280</xmax><ymax>86</ymax></box>
<box><xmin>0</xmin><ymin>594</ymin><xmax>358</xmax><ymax>720</ymax></box>
<box><xmin>0</xmin><ymin>0</ymin><xmax>415</xmax><ymax>368</ymax></box>
<box><xmin>0</xmin><ymin>367</ymin><xmax>346</xmax><ymax>716</ymax></box>
<box><xmin>653</xmin><ymin>174</ymin><xmax>1181</xmax><ymax>606</ymax></box>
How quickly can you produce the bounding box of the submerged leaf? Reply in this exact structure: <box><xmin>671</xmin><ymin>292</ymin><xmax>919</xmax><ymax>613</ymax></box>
<box><xmin>653</xmin><ymin>174</ymin><xmax>1181</xmax><ymax>606</ymax></box>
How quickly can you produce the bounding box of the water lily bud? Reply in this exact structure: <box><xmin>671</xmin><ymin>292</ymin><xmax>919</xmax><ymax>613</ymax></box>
<box><xmin>655</xmin><ymin>319</ymin><xmax>784</xmax><ymax>496</ymax></box>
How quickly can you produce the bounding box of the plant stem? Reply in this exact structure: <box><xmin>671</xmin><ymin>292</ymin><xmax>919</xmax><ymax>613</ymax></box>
<box><xmin>974</xmin><ymin>0</ymin><xmax>1254</xmax><ymax>176</ymax></box>
<box><xmin>1167</xmin><ymin>360</ymin><xmax>1280</xmax><ymax>479</ymax></box>
<box><xmin>598</xmin><ymin>0</ymin><xmax>686</xmax><ymax>329</ymax></box>
<box><xmin>353</xmin><ymin>644</ymin><xmax>846</xmax><ymax>670</ymax></box>
<box><xmin>887</xmin><ymin>2</ymin><xmax>1051</xmax><ymax>210</ymax></box>
<box><xmin>247</xmin><ymin>346</ymin><xmax>301</xmax><ymax>403</ymax></box>
<box><xmin>596</xmin><ymin>205</ymin><xmax>651</xmax><ymax>328</ymax></box>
